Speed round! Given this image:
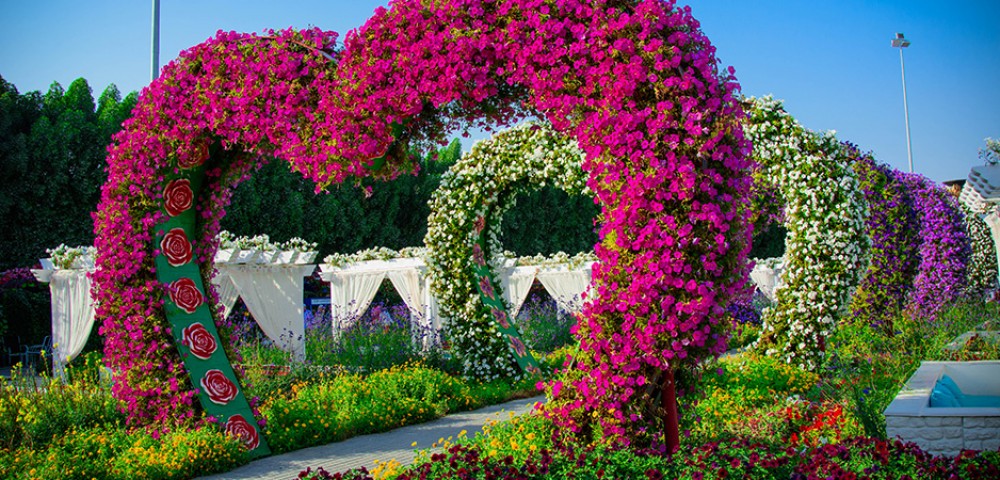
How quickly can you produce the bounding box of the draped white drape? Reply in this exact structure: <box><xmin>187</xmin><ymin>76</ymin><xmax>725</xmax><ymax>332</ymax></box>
<box><xmin>48</xmin><ymin>269</ymin><xmax>96</xmax><ymax>376</ymax></box>
<box><xmin>536</xmin><ymin>264</ymin><xmax>594</xmax><ymax>314</ymax></box>
<box><xmin>325</xmin><ymin>269</ymin><xmax>386</xmax><ymax>333</ymax></box>
<box><xmin>212</xmin><ymin>274</ymin><xmax>242</xmax><ymax>319</ymax></box>
<box><xmin>215</xmin><ymin>264</ymin><xmax>313</xmax><ymax>361</ymax></box>
<box><xmin>499</xmin><ymin>266</ymin><xmax>538</xmax><ymax>317</ymax></box>
<box><xmin>320</xmin><ymin>258</ymin><xmax>595</xmax><ymax>343</ymax></box>
<box><xmin>319</xmin><ymin>258</ymin><xmax>442</xmax><ymax>345</ymax></box>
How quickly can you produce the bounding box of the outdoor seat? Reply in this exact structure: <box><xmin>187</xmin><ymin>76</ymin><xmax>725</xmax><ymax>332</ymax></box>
<box><xmin>23</xmin><ymin>336</ymin><xmax>52</xmax><ymax>368</ymax></box>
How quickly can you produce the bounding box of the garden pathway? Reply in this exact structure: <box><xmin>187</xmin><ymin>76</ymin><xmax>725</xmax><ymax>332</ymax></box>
<box><xmin>196</xmin><ymin>394</ymin><xmax>546</xmax><ymax>480</ymax></box>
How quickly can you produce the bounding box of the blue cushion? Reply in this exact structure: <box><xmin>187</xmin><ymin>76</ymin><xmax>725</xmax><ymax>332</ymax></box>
<box><xmin>930</xmin><ymin>384</ymin><xmax>961</xmax><ymax>407</ymax></box>
<box><xmin>938</xmin><ymin>374</ymin><xmax>964</xmax><ymax>398</ymax></box>
<box><xmin>958</xmin><ymin>395</ymin><xmax>1000</xmax><ymax>408</ymax></box>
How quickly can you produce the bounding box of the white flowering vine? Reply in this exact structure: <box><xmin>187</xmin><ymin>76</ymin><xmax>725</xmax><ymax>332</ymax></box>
<box><xmin>424</xmin><ymin>122</ymin><xmax>589</xmax><ymax>379</ymax></box>
<box><xmin>745</xmin><ymin>96</ymin><xmax>871</xmax><ymax>371</ymax></box>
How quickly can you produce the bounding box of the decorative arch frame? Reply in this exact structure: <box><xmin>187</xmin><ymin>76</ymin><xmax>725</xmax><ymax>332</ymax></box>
<box><xmin>743</xmin><ymin>96</ymin><xmax>870</xmax><ymax>371</ymax></box>
<box><xmin>93</xmin><ymin>0</ymin><xmax>752</xmax><ymax>450</ymax></box>
<box><xmin>424</xmin><ymin>122</ymin><xmax>588</xmax><ymax>380</ymax></box>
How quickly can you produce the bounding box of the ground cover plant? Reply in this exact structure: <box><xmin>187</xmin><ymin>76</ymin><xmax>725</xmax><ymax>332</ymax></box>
<box><xmin>0</xmin><ymin>356</ymin><xmax>544</xmax><ymax>479</ymax></box>
<box><xmin>329</xmin><ymin>298</ymin><xmax>1000</xmax><ymax>480</ymax></box>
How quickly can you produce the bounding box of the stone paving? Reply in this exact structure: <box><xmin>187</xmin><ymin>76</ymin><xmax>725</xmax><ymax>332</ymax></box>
<box><xmin>196</xmin><ymin>395</ymin><xmax>546</xmax><ymax>480</ymax></box>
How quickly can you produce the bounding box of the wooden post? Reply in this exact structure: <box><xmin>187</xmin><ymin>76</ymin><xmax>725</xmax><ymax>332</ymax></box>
<box><xmin>662</xmin><ymin>367</ymin><xmax>680</xmax><ymax>453</ymax></box>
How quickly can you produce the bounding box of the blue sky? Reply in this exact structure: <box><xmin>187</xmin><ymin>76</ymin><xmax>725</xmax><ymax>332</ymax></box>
<box><xmin>1</xmin><ymin>0</ymin><xmax>997</xmax><ymax>182</ymax></box>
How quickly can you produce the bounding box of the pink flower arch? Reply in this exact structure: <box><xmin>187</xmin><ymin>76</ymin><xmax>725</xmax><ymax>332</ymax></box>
<box><xmin>93</xmin><ymin>0</ymin><xmax>752</xmax><ymax>447</ymax></box>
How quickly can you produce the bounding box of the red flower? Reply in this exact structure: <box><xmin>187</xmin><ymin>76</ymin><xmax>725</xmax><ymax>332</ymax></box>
<box><xmin>178</xmin><ymin>141</ymin><xmax>210</xmax><ymax>169</ymax></box>
<box><xmin>182</xmin><ymin>322</ymin><xmax>217</xmax><ymax>360</ymax></box>
<box><xmin>169</xmin><ymin>277</ymin><xmax>203</xmax><ymax>314</ymax></box>
<box><xmin>224</xmin><ymin>414</ymin><xmax>260</xmax><ymax>450</ymax></box>
<box><xmin>163</xmin><ymin>178</ymin><xmax>194</xmax><ymax>217</ymax></box>
<box><xmin>473</xmin><ymin>216</ymin><xmax>486</xmax><ymax>234</ymax></box>
<box><xmin>200</xmin><ymin>369</ymin><xmax>238</xmax><ymax>405</ymax></box>
<box><xmin>160</xmin><ymin>228</ymin><xmax>193</xmax><ymax>266</ymax></box>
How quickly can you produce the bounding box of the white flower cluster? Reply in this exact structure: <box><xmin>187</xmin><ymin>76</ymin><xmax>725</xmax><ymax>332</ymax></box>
<box><xmin>960</xmin><ymin>203</ymin><xmax>998</xmax><ymax>294</ymax></box>
<box><xmin>424</xmin><ymin>122</ymin><xmax>589</xmax><ymax>380</ymax></box>
<box><xmin>323</xmin><ymin>246</ymin><xmax>428</xmax><ymax>268</ymax></box>
<box><xmin>503</xmin><ymin>250</ymin><xmax>597</xmax><ymax>270</ymax></box>
<box><xmin>46</xmin><ymin>244</ymin><xmax>97</xmax><ymax>270</ymax></box>
<box><xmin>218</xmin><ymin>230</ymin><xmax>318</xmax><ymax>252</ymax></box>
<box><xmin>746</xmin><ymin>96</ymin><xmax>871</xmax><ymax>371</ymax></box>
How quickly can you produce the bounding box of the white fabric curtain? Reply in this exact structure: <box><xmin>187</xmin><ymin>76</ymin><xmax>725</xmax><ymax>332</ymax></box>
<box><xmin>210</xmin><ymin>273</ymin><xmax>242</xmax><ymax>319</ymax></box>
<box><xmin>49</xmin><ymin>269</ymin><xmax>96</xmax><ymax>376</ymax></box>
<box><xmin>422</xmin><ymin>275</ymin><xmax>442</xmax><ymax>347</ymax></box>
<box><xmin>326</xmin><ymin>270</ymin><xmax>386</xmax><ymax>334</ymax></box>
<box><xmin>386</xmin><ymin>268</ymin><xmax>424</xmax><ymax>322</ymax></box>
<box><xmin>536</xmin><ymin>264</ymin><xmax>594</xmax><ymax>314</ymax></box>
<box><xmin>499</xmin><ymin>266</ymin><xmax>538</xmax><ymax>317</ymax></box>
<box><xmin>219</xmin><ymin>265</ymin><xmax>312</xmax><ymax>361</ymax></box>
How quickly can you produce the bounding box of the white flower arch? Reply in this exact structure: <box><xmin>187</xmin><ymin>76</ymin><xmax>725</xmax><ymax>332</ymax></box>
<box><xmin>424</xmin><ymin>122</ymin><xmax>589</xmax><ymax>379</ymax></box>
<box><xmin>745</xmin><ymin>96</ymin><xmax>871</xmax><ymax>370</ymax></box>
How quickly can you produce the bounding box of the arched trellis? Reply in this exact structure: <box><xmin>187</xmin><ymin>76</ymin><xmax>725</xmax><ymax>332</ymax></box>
<box><xmin>743</xmin><ymin>96</ymin><xmax>870</xmax><ymax>371</ymax></box>
<box><xmin>93</xmin><ymin>0</ymin><xmax>752</xmax><ymax>451</ymax></box>
<box><xmin>424</xmin><ymin>122</ymin><xmax>588</xmax><ymax>380</ymax></box>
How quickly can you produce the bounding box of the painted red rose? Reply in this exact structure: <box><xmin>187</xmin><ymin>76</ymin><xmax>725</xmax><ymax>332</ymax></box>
<box><xmin>224</xmin><ymin>414</ymin><xmax>260</xmax><ymax>450</ymax></box>
<box><xmin>177</xmin><ymin>141</ymin><xmax>210</xmax><ymax>169</ymax></box>
<box><xmin>160</xmin><ymin>228</ymin><xmax>193</xmax><ymax>266</ymax></box>
<box><xmin>200</xmin><ymin>369</ymin><xmax>238</xmax><ymax>405</ymax></box>
<box><xmin>163</xmin><ymin>178</ymin><xmax>194</xmax><ymax>217</ymax></box>
<box><xmin>169</xmin><ymin>277</ymin><xmax>203</xmax><ymax>314</ymax></box>
<box><xmin>182</xmin><ymin>322</ymin><xmax>217</xmax><ymax>360</ymax></box>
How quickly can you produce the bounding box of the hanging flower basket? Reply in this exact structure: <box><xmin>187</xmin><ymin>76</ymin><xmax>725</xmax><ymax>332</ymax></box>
<box><xmin>275</xmin><ymin>250</ymin><xmax>295</xmax><ymax>264</ymax></box>
<box><xmin>258</xmin><ymin>250</ymin><xmax>277</xmax><ymax>264</ymax></box>
<box><xmin>295</xmin><ymin>251</ymin><xmax>317</xmax><ymax>264</ymax></box>
<box><xmin>30</xmin><ymin>269</ymin><xmax>53</xmax><ymax>283</ymax></box>
<box><xmin>215</xmin><ymin>247</ymin><xmax>237</xmax><ymax>264</ymax></box>
<box><xmin>233</xmin><ymin>249</ymin><xmax>259</xmax><ymax>264</ymax></box>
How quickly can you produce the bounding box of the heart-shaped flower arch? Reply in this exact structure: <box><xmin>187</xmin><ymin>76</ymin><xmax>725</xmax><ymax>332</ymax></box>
<box><xmin>93</xmin><ymin>0</ymin><xmax>752</xmax><ymax>450</ymax></box>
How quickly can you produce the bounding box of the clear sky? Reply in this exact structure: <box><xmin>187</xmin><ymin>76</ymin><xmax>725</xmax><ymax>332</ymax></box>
<box><xmin>1</xmin><ymin>0</ymin><xmax>997</xmax><ymax>182</ymax></box>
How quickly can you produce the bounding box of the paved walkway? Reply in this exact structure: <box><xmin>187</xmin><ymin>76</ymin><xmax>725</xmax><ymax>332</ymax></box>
<box><xmin>197</xmin><ymin>395</ymin><xmax>546</xmax><ymax>480</ymax></box>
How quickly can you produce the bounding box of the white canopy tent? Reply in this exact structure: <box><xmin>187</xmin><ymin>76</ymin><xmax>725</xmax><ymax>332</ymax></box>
<box><xmin>31</xmin><ymin>261</ymin><xmax>316</xmax><ymax>373</ymax></box>
<box><xmin>318</xmin><ymin>258</ymin><xmax>440</xmax><ymax>347</ymax></box>
<box><xmin>318</xmin><ymin>258</ymin><xmax>595</xmax><ymax>344</ymax></box>
<box><xmin>27</xmin><ymin>268</ymin><xmax>98</xmax><ymax>377</ymax></box>
<box><xmin>211</xmin><ymin>264</ymin><xmax>315</xmax><ymax>361</ymax></box>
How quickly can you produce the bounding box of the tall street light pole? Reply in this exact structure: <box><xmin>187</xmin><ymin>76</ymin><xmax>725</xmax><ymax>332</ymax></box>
<box><xmin>151</xmin><ymin>0</ymin><xmax>160</xmax><ymax>82</ymax></box>
<box><xmin>892</xmin><ymin>32</ymin><xmax>913</xmax><ymax>173</ymax></box>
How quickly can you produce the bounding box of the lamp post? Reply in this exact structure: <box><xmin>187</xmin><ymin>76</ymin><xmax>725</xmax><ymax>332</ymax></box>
<box><xmin>151</xmin><ymin>0</ymin><xmax>160</xmax><ymax>81</ymax></box>
<box><xmin>891</xmin><ymin>32</ymin><xmax>913</xmax><ymax>173</ymax></box>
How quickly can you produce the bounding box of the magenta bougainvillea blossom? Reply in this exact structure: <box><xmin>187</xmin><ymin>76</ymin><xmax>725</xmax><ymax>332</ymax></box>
<box><xmin>895</xmin><ymin>172</ymin><xmax>971</xmax><ymax>321</ymax></box>
<box><xmin>94</xmin><ymin>0</ymin><xmax>752</xmax><ymax>445</ymax></box>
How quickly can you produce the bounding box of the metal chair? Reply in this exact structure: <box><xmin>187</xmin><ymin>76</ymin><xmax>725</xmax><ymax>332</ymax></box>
<box><xmin>23</xmin><ymin>336</ymin><xmax>52</xmax><ymax>369</ymax></box>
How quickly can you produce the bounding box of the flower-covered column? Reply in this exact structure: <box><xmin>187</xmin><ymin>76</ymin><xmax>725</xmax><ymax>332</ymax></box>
<box><xmin>154</xmin><ymin>159</ymin><xmax>269</xmax><ymax>456</ymax></box>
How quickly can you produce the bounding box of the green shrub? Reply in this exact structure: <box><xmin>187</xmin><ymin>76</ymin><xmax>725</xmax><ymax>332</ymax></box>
<box><xmin>0</xmin><ymin>425</ymin><xmax>247</xmax><ymax>480</ymax></box>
